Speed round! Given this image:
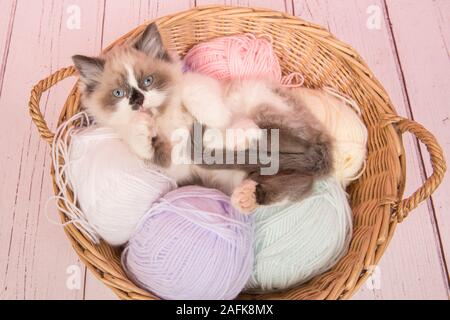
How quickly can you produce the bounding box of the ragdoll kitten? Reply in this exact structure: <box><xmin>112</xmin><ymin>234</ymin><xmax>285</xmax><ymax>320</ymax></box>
<box><xmin>72</xmin><ymin>23</ymin><xmax>333</xmax><ymax>213</ymax></box>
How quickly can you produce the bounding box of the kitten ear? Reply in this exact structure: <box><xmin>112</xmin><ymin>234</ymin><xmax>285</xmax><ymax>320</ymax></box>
<box><xmin>134</xmin><ymin>23</ymin><xmax>170</xmax><ymax>61</ymax></box>
<box><xmin>72</xmin><ymin>55</ymin><xmax>105</xmax><ymax>91</ymax></box>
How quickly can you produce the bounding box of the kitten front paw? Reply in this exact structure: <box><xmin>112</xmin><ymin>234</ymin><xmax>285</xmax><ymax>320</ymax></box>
<box><xmin>127</xmin><ymin>113</ymin><xmax>157</xmax><ymax>160</ymax></box>
<box><xmin>231</xmin><ymin>179</ymin><xmax>259</xmax><ymax>214</ymax></box>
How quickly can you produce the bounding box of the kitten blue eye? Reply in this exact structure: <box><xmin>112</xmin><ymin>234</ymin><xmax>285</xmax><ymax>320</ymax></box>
<box><xmin>143</xmin><ymin>76</ymin><xmax>154</xmax><ymax>87</ymax></box>
<box><xmin>112</xmin><ymin>89</ymin><xmax>125</xmax><ymax>98</ymax></box>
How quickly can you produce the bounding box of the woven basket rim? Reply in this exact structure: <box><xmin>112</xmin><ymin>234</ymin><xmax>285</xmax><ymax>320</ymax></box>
<box><xmin>27</xmin><ymin>5</ymin><xmax>446</xmax><ymax>300</ymax></box>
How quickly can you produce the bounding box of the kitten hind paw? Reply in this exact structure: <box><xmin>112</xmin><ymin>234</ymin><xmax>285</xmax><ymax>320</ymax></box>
<box><xmin>231</xmin><ymin>179</ymin><xmax>259</xmax><ymax>214</ymax></box>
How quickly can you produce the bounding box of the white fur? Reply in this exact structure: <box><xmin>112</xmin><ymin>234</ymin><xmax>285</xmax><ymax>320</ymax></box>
<box><xmin>226</xmin><ymin>80</ymin><xmax>290</xmax><ymax>116</ymax></box>
<box><xmin>111</xmin><ymin>98</ymin><xmax>134</xmax><ymax>125</ymax></box>
<box><xmin>179</xmin><ymin>73</ymin><xmax>266</xmax><ymax>151</ymax></box>
<box><xmin>125</xmin><ymin>64</ymin><xmax>139</xmax><ymax>88</ymax></box>
<box><xmin>92</xmin><ymin>97</ymin><xmax>153</xmax><ymax>160</ymax></box>
<box><xmin>123</xmin><ymin>112</ymin><xmax>157</xmax><ymax>160</ymax></box>
<box><xmin>182</xmin><ymin>72</ymin><xmax>231</xmax><ymax>128</ymax></box>
<box><xmin>144</xmin><ymin>89</ymin><xmax>168</xmax><ymax>110</ymax></box>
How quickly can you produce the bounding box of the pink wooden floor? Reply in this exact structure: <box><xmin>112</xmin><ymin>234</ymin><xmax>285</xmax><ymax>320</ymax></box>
<box><xmin>0</xmin><ymin>0</ymin><xmax>449</xmax><ymax>300</ymax></box>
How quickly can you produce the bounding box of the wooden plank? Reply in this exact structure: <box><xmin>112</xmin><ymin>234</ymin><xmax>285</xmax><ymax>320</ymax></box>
<box><xmin>0</xmin><ymin>0</ymin><xmax>105</xmax><ymax>299</ymax></box>
<box><xmin>293</xmin><ymin>0</ymin><xmax>448</xmax><ymax>299</ymax></box>
<box><xmin>385</xmin><ymin>0</ymin><xmax>450</xmax><ymax>292</ymax></box>
<box><xmin>101</xmin><ymin>0</ymin><xmax>195</xmax><ymax>49</ymax></box>
<box><xmin>101</xmin><ymin>0</ymin><xmax>153</xmax><ymax>48</ymax></box>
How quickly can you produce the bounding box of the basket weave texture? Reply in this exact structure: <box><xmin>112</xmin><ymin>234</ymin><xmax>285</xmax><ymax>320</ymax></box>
<box><xmin>28</xmin><ymin>6</ymin><xmax>446</xmax><ymax>300</ymax></box>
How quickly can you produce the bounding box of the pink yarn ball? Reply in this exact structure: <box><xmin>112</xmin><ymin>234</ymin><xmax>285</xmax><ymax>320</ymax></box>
<box><xmin>184</xmin><ymin>34</ymin><xmax>304</xmax><ymax>86</ymax></box>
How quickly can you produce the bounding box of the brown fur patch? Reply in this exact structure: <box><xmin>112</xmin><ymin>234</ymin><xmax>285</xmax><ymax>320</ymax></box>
<box><xmin>250</xmin><ymin>171</ymin><xmax>314</xmax><ymax>205</ymax></box>
<box><xmin>152</xmin><ymin>134</ymin><xmax>172</xmax><ymax>168</ymax></box>
<box><xmin>251</xmin><ymin>92</ymin><xmax>334</xmax><ymax>176</ymax></box>
<box><xmin>133</xmin><ymin>58</ymin><xmax>174</xmax><ymax>92</ymax></box>
<box><xmin>97</xmin><ymin>68</ymin><xmax>129</xmax><ymax>113</ymax></box>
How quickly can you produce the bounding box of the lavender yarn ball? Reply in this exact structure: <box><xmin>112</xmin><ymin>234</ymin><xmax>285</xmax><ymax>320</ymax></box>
<box><xmin>122</xmin><ymin>186</ymin><xmax>253</xmax><ymax>300</ymax></box>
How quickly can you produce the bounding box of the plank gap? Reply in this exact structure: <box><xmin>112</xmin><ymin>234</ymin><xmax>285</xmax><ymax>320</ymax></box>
<box><xmin>0</xmin><ymin>0</ymin><xmax>18</xmax><ymax>98</ymax></box>
<box><xmin>100</xmin><ymin>0</ymin><xmax>107</xmax><ymax>50</ymax></box>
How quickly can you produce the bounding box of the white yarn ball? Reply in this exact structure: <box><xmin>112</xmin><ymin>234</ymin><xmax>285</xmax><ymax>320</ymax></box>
<box><xmin>296</xmin><ymin>87</ymin><xmax>368</xmax><ymax>187</ymax></box>
<box><xmin>67</xmin><ymin>126</ymin><xmax>176</xmax><ymax>246</ymax></box>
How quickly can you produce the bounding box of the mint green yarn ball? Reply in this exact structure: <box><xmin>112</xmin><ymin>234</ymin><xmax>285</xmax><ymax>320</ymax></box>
<box><xmin>246</xmin><ymin>178</ymin><xmax>353</xmax><ymax>293</ymax></box>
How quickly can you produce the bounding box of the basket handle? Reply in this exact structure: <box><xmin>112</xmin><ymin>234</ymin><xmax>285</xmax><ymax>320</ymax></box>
<box><xmin>382</xmin><ymin>114</ymin><xmax>446</xmax><ymax>222</ymax></box>
<box><xmin>29</xmin><ymin>66</ymin><xmax>77</xmax><ymax>145</ymax></box>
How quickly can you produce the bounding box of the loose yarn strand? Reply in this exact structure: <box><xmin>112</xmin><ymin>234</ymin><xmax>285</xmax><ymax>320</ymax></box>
<box><xmin>50</xmin><ymin>112</ymin><xmax>100</xmax><ymax>243</ymax></box>
<box><xmin>324</xmin><ymin>86</ymin><xmax>362</xmax><ymax>116</ymax></box>
<box><xmin>281</xmin><ymin>72</ymin><xmax>305</xmax><ymax>88</ymax></box>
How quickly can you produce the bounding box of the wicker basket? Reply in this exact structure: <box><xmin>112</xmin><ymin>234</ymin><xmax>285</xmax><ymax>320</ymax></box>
<box><xmin>28</xmin><ymin>6</ymin><xmax>446</xmax><ymax>300</ymax></box>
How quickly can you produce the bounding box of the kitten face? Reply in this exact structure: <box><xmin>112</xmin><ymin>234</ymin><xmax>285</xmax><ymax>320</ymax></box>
<box><xmin>86</xmin><ymin>49</ymin><xmax>176</xmax><ymax>121</ymax></box>
<box><xmin>72</xmin><ymin>23</ymin><xmax>181</xmax><ymax>128</ymax></box>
